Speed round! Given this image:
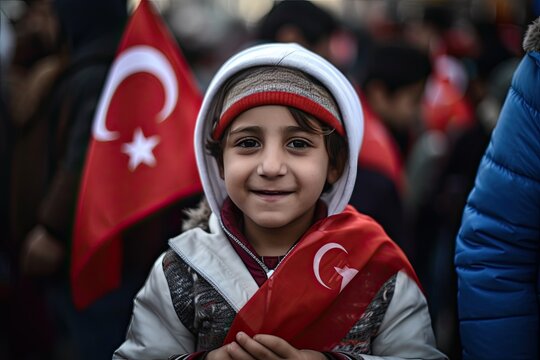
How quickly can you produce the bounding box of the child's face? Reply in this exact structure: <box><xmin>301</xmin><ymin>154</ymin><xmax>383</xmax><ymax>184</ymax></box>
<box><xmin>371</xmin><ymin>80</ymin><xmax>425</xmax><ymax>131</ymax></box>
<box><xmin>221</xmin><ymin>105</ymin><xmax>339</xmax><ymax>235</ymax></box>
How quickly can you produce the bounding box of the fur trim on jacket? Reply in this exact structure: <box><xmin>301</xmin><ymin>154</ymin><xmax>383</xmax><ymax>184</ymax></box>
<box><xmin>524</xmin><ymin>16</ymin><xmax>540</xmax><ymax>52</ymax></box>
<box><xmin>181</xmin><ymin>198</ymin><xmax>212</xmax><ymax>232</ymax></box>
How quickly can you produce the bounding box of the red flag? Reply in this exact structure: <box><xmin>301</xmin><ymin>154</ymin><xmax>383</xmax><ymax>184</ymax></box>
<box><xmin>71</xmin><ymin>0</ymin><xmax>202</xmax><ymax>309</ymax></box>
<box><xmin>422</xmin><ymin>55</ymin><xmax>474</xmax><ymax>132</ymax></box>
<box><xmin>224</xmin><ymin>206</ymin><xmax>419</xmax><ymax>348</ymax></box>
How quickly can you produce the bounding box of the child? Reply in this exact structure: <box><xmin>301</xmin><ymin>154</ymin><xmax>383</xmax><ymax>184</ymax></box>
<box><xmin>114</xmin><ymin>43</ymin><xmax>446</xmax><ymax>360</ymax></box>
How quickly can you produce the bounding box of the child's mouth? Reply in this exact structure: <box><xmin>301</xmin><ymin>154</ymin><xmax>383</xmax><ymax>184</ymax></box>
<box><xmin>252</xmin><ymin>190</ymin><xmax>293</xmax><ymax>196</ymax></box>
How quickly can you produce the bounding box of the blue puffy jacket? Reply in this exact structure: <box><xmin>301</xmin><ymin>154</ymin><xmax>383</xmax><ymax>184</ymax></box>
<box><xmin>455</xmin><ymin>18</ymin><xmax>540</xmax><ymax>360</ymax></box>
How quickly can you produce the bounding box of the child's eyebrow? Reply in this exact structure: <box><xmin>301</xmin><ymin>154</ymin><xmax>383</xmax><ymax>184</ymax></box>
<box><xmin>228</xmin><ymin>126</ymin><xmax>262</xmax><ymax>136</ymax></box>
<box><xmin>283</xmin><ymin>126</ymin><xmax>317</xmax><ymax>135</ymax></box>
<box><xmin>228</xmin><ymin>125</ymin><xmax>318</xmax><ymax>136</ymax></box>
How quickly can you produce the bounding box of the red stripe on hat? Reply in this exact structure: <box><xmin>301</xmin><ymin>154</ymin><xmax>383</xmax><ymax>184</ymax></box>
<box><xmin>213</xmin><ymin>91</ymin><xmax>344</xmax><ymax>140</ymax></box>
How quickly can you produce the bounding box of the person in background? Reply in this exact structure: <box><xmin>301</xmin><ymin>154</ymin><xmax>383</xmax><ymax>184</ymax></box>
<box><xmin>408</xmin><ymin>18</ymin><xmax>520</xmax><ymax>359</ymax></box>
<box><xmin>0</xmin><ymin>7</ymin><xmax>15</xmax><ymax>264</ymax></box>
<box><xmin>0</xmin><ymin>6</ymin><xmax>16</xmax><ymax>359</ymax></box>
<box><xmin>9</xmin><ymin>0</ymin><xmax>203</xmax><ymax>357</ymax></box>
<box><xmin>8</xmin><ymin>0</ymin><xmax>199</xmax><ymax>359</ymax></box>
<box><xmin>455</xmin><ymin>16</ymin><xmax>540</xmax><ymax>360</ymax></box>
<box><xmin>4</xmin><ymin>1</ymin><xmax>66</xmax><ymax>357</ymax></box>
<box><xmin>256</xmin><ymin>0</ymin><xmax>338</xmax><ymax>60</ymax></box>
<box><xmin>352</xmin><ymin>41</ymin><xmax>431</xmax><ymax>250</ymax></box>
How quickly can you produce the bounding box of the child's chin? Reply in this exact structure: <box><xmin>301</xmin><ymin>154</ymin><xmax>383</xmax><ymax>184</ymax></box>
<box><xmin>250</xmin><ymin>216</ymin><xmax>290</xmax><ymax>229</ymax></box>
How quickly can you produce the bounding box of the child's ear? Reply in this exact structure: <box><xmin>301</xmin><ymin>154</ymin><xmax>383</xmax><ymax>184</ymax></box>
<box><xmin>327</xmin><ymin>148</ymin><xmax>347</xmax><ymax>185</ymax></box>
<box><xmin>327</xmin><ymin>164</ymin><xmax>341</xmax><ymax>185</ymax></box>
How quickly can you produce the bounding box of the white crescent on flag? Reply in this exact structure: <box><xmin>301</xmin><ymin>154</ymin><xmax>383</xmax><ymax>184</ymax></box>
<box><xmin>92</xmin><ymin>45</ymin><xmax>178</xmax><ymax>142</ymax></box>
<box><xmin>313</xmin><ymin>242</ymin><xmax>359</xmax><ymax>292</ymax></box>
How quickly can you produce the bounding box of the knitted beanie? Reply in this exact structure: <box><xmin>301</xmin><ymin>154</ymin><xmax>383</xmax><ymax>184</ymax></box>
<box><xmin>212</xmin><ymin>66</ymin><xmax>343</xmax><ymax>140</ymax></box>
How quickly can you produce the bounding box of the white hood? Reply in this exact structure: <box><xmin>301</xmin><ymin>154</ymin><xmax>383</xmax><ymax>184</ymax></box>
<box><xmin>194</xmin><ymin>43</ymin><xmax>364</xmax><ymax>218</ymax></box>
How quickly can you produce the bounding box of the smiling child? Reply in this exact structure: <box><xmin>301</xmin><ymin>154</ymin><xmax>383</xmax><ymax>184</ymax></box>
<box><xmin>114</xmin><ymin>43</ymin><xmax>446</xmax><ymax>360</ymax></box>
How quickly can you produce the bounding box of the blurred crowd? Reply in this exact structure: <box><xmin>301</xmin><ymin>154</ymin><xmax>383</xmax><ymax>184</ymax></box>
<box><xmin>0</xmin><ymin>0</ymin><xmax>536</xmax><ymax>359</ymax></box>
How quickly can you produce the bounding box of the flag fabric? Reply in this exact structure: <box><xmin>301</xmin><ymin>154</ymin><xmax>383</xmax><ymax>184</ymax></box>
<box><xmin>224</xmin><ymin>206</ymin><xmax>419</xmax><ymax>349</ymax></box>
<box><xmin>71</xmin><ymin>0</ymin><xmax>202</xmax><ymax>309</ymax></box>
<box><xmin>422</xmin><ymin>54</ymin><xmax>474</xmax><ymax>133</ymax></box>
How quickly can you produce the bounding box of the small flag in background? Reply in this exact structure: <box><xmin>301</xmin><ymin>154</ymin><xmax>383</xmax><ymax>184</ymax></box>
<box><xmin>72</xmin><ymin>0</ymin><xmax>202</xmax><ymax>309</ymax></box>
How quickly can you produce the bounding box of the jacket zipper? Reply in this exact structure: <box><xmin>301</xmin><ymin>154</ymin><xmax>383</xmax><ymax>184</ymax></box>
<box><xmin>219</xmin><ymin>220</ymin><xmax>297</xmax><ymax>278</ymax></box>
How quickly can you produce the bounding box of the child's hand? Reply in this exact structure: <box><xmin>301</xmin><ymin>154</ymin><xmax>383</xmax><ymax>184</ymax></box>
<box><xmin>226</xmin><ymin>331</ymin><xmax>327</xmax><ymax>360</ymax></box>
<box><xmin>206</xmin><ymin>344</ymin><xmax>236</xmax><ymax>360</ymax></box>
<box><xmin>206</xmin><ymin>337</ymin><xmax>259</xmax><ymax>360</ymax></box>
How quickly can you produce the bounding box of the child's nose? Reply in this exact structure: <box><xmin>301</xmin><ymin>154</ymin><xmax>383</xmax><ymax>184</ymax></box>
<box><xmin>257</xmin><ymin>147</ymin><xmax>287</xmax><ymax>177</ymax></box>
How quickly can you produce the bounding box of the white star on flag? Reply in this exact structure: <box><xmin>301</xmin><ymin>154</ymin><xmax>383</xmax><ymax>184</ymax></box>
<box><xmin>122</xmin><ymin>127</ymin><xmax>160</xmax><ymax>171</ymax></box>
<box><xmin>334</xmin><ymin>265</ymin><xmax>359</xmax><ymax>292</ymax></box>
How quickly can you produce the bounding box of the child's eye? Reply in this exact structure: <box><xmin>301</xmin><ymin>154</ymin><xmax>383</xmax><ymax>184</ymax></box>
<box><xmin>287</xmin><ymin>139</ymin><xmax>311</xmax><ymax>149</ymax></box>
<box><xmin>236</xmin><ymin>138</ymin><xmax>260</xmax><ymax>148</ymax></box>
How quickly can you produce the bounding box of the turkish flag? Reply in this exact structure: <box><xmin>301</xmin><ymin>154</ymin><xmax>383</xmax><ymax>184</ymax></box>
<box><xmin>422</xmin><ymin>55</ymin><xmax>474</xmax><ymax>132</ymax></box>
<box><xmin>224</xmin><ymin>206</ymin><xmax>419</xmax><ymax>349</ymax></box>
<box><xmin>71</xmin><ymin>0</ymin><xmax>202</xmax><ymax>309</ymax></box>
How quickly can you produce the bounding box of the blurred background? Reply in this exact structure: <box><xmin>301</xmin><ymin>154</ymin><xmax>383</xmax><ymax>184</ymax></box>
<box><xmin>1</xmin><ymin>0</ymin><xmax>538</xmax><ymax>359</ymax></box>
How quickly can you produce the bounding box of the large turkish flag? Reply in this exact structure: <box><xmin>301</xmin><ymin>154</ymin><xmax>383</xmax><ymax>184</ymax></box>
<box><xmin>71</xmin><ymin>0</ymin><xmax>202</xmax><ymax>309</ymax></box>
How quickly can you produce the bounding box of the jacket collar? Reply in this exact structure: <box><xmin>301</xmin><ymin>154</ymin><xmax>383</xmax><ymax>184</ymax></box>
<box><xmin>524</xmin><ymin>16</ymin><xmax>540</xmax><ymax>53</ymax></box>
